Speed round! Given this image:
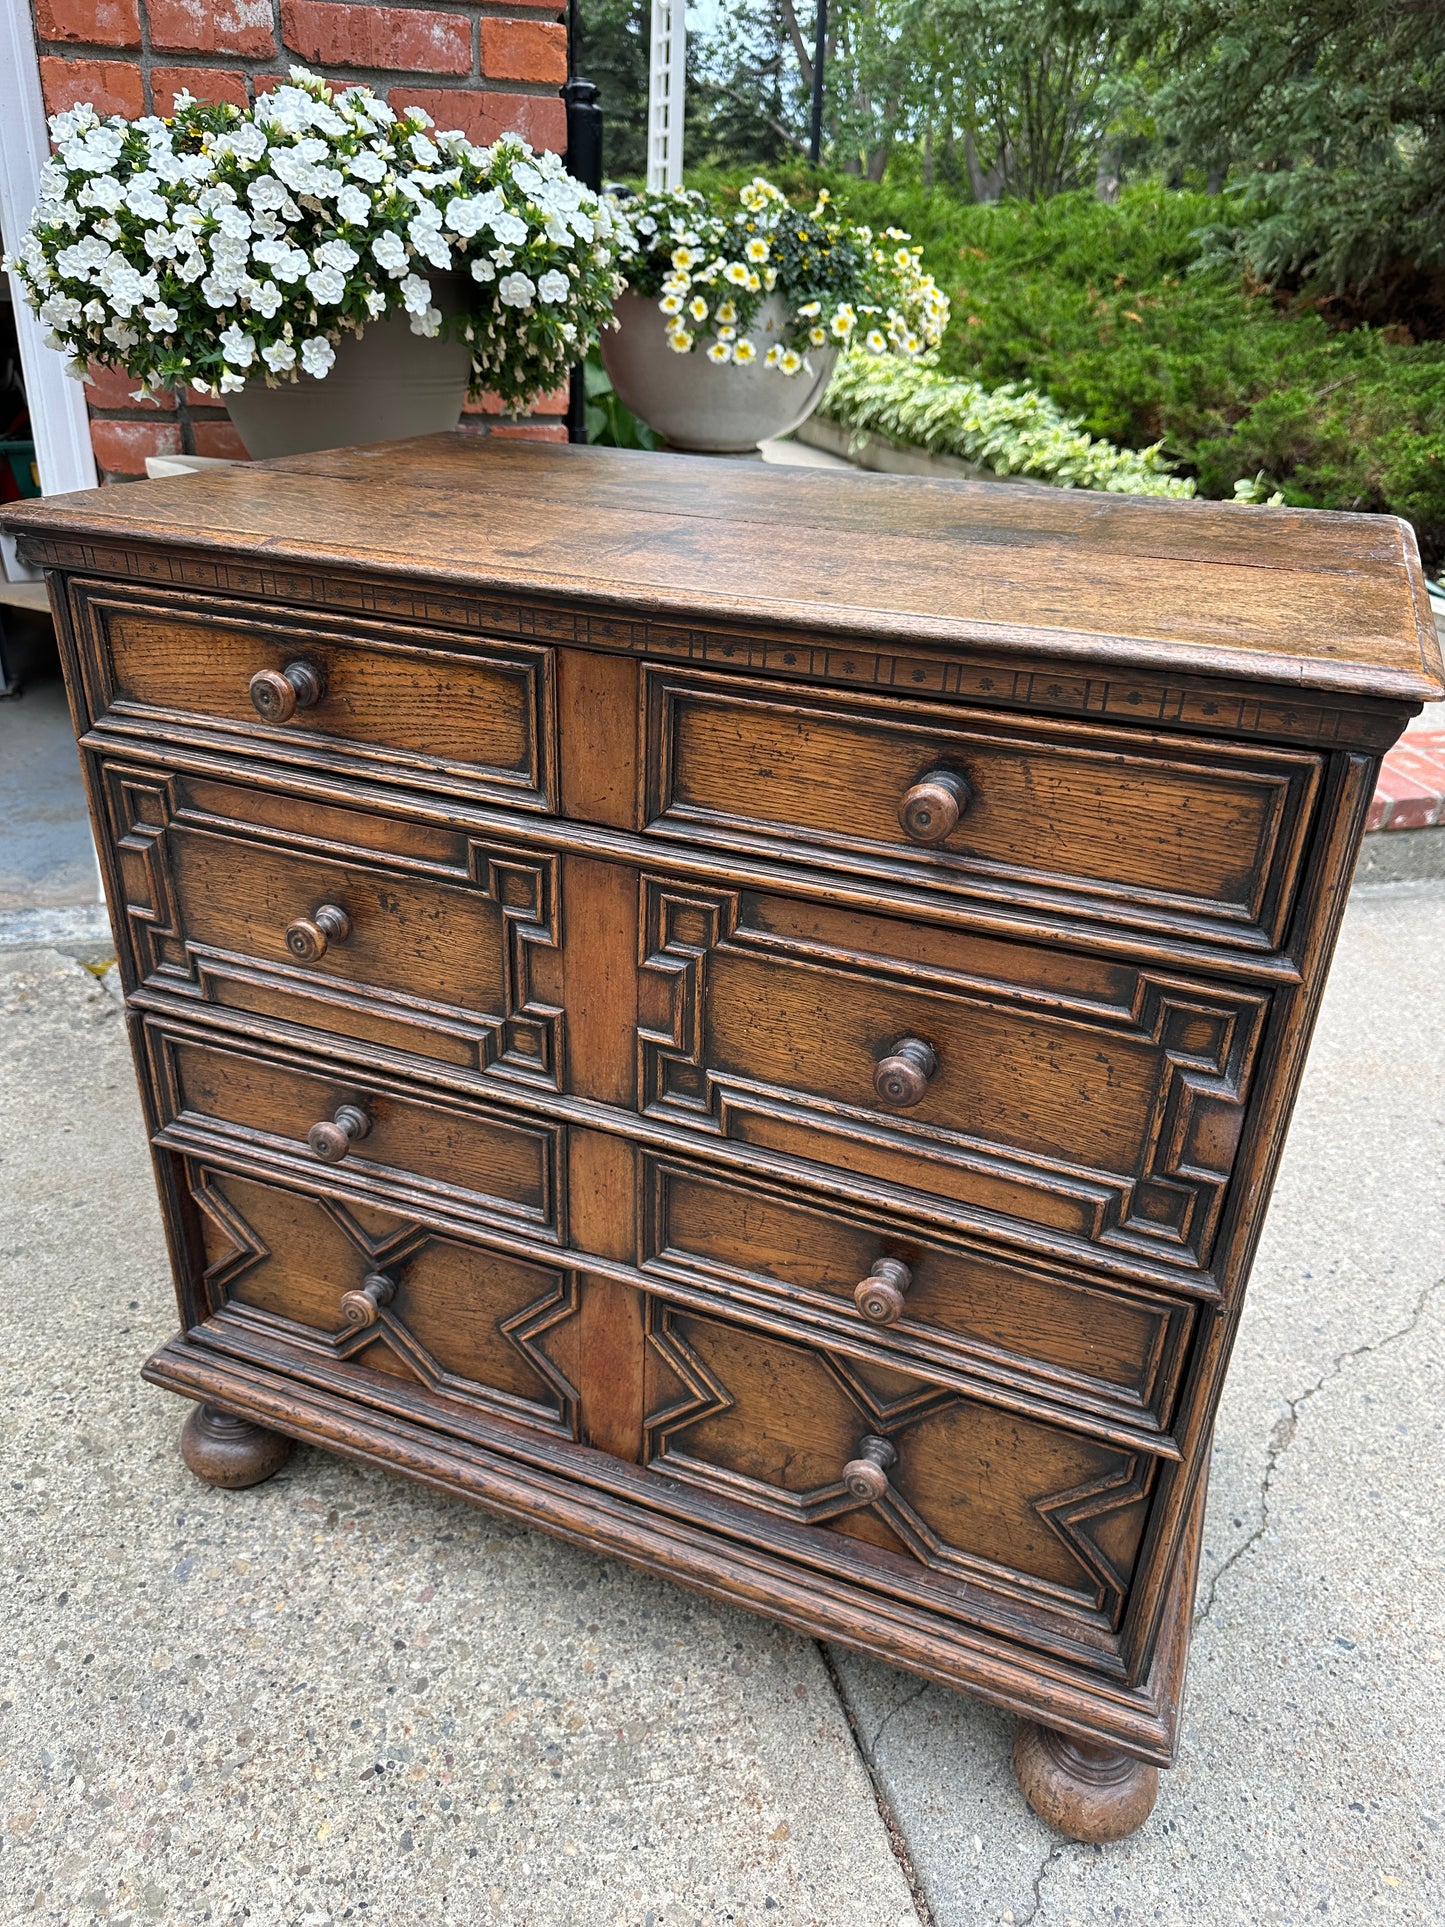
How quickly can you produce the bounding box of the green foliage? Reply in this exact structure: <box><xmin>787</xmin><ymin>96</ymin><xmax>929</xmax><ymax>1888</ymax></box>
<box><xmin>791</xmin><ymin>177</ymin><xmax>1445</xmax><ymax>559</ymax></box>
<box><xmin>1133</xmin><ymin>0</ymin><xmax>1445</xmax><ymax>293</ymax></box>
<box><xmin>583</xmin><ymin>351</ymin><xmax>657</xmax><ymax>447</ymax></box>
<box><xmin>822</xmin><ymin>351</ymin><xmax>1196</xmax><ymax>494</ymax></box>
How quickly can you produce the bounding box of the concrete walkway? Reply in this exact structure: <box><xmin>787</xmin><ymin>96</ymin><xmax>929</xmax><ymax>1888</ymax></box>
<box><xmin>1</xmin><ymin>879</ymin><xmax>1442</xmax><ymax>1925</ymax></box>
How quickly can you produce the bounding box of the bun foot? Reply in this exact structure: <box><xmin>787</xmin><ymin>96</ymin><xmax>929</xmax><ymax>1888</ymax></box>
<box><xmin>180</xmin><ymin>1402</ymin><xmax>292</xmax><ymax>1489</ymax></box>
<box><xmin>1012</xmin><ymin>1721</ymin><xmax>1159</xmax><ymax>1843</ymax></box>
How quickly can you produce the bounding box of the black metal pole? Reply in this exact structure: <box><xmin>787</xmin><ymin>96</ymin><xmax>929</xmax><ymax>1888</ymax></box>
<box><xmin>564</xmin><ymin>0</ymin><xmax>603</xmax><ymax>444</ymax></box>
<box><xmin>808</xmin><ymin>0</ymin><xmax>827</xmax><ymax>166</ymax></box>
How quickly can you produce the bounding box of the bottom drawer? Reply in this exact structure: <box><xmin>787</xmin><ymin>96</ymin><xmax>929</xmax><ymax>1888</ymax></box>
<box><xmin>183</xmin><ymin>1157</ymin><xmax>580</xmax><ymax>1441</ymax></box>
<box><xmin>644</xmin><ymin>1298</ymin><xmax>1163</xmax><ymax>1661</ymax></box>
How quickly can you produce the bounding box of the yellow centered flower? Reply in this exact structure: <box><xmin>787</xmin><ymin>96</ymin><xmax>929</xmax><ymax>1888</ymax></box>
<box><xmin>745</xmin><ymin>238</ymin><xmax>769</xmax><ymax>263</ymax></box>
<box><xmin>733</xmin><ymin>339</ymin><xmax>757</xmax><ymax>363</ymax></box>
<box><xmin>724</xmin><ymin>262</ymin><xmax>749</xmax><ymax>286</ymax></box>
<box><xmin>688</xmin><ymin>296</ymin><xmax>708</xmax><ymax>320</ymax></box>
<box><xmin>706</xmin><ymin>340</ymin><xmax>732</xmax><ymax>363</ymax></box>
<box><xmin>866</xmin><ymin>329</ymin><xmax>887</xmax><ymax>353</ymax></box>
<box><xmin>764</xmin><ymin>344</ymin><xmax>781</xmax><ymax>365</ymax></box>
<box><xmin>716</xmin><ymin>299</ymin><xmax>737</xmax><ymax>324</ymax></box>
<box><xmin>659</xmin><ymin>293</ymin><xmax>683</xmax><ymax>315</ymax></box>
<box><xmin>779</xmin><ymin>350</ymin><xmax>803</xmax><ymax>375</ymax></box>
<box><xmin>668</xmin><ymin>327</ymin><xmax>694</xmax><ymax>353</ymax></box>
<box><xmin>745</xmin><ymin>271</ymin><xmax>761</xmax><ymax>292</ymax></box>
<box><xmin>809</xmin><ymin>326</ymin><xmax>826</xmax><ymax>345</ymax></box>
<box><xmin>670</xmin><ymin>247</ymin><xmax>696</xmax><ymax>269</ymax></box>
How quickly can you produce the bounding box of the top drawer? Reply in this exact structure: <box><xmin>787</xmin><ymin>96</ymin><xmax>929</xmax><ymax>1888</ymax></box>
<box><xmin>643</xmin><ymin>667</ymin><xmax>1322</xmax><ymax>953</ymax></box>
<box><xmin>67</xmin><ymin>582</ymin><xmax>554</xmax><ymax>812</ymax></box>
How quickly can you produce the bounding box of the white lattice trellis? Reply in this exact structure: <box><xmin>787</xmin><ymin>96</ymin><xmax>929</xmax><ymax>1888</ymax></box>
<box><xmin>647</xmin><ymin>0</ymin><xmax>686</xmax><ymax>190</ymax></box>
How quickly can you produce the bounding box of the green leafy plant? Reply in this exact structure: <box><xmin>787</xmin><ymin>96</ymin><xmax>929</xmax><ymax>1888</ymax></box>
<box><xmin>821</xmin><ymin>352</ymin><xmax>1196</xmax><ymax>495</ymax></box>
<box><xmin>583</xmin><ymin>350</ymin><xmax>657</xmax><ymax>447</ymax></box>
<box><xmin>609</xmin><ymin>175</ymin><xmax>948</xmax><ymax>373</ymax></box>
<box><xmin>6</xmin><ymin>68</ymin><xmax>630</xmax><ymax>412</ymax></box>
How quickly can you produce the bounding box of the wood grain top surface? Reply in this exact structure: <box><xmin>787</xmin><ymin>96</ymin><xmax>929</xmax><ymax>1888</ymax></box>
<box><xmin>6</xmin><ymin>432</ymin><xmax>1441</xmax><ymax>702</ymax></box>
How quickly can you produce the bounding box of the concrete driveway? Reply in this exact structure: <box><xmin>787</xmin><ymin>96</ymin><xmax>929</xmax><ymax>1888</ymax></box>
<box><xmin>2</xmin><ymin>876</ymin><xmax>1441</xmax><ymax>1926</ymax></box>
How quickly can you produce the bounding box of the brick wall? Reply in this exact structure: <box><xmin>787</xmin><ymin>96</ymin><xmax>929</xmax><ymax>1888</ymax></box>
<box><xmin>29</xmin><ymin>0</ymin><xmax>572</xmax><ymax>475</ymax></box>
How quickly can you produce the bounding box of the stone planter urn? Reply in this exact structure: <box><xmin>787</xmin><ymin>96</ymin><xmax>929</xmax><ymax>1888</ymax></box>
<box><xmin>224</xmin><ymin>278</ymin><xmax>472</xmax><ymax>459</ymax></box>
<box><xmin>601</xmin><ymin>291</ymin><xmax>838</xmax><ymax>454</ymax></box>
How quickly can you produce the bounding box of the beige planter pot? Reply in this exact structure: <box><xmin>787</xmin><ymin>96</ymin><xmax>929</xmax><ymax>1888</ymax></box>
<box><xmin>225</xmin><ymin>279</ymin><xmax>473</xmax><ymax>459</ymax></box>
<box><xmin>601</xmin><ymin>291</ymin><xmax>837</xmax><ymax>453</ymax></box>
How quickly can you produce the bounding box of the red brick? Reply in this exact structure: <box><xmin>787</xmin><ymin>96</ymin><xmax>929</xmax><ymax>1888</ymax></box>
<box><xmin>85</xmin><ymin>364</ymin><xmax>178</xmax><ymax>410</ymax></box>
<box><xmin>464</xmin><ymin>383</ymin><xmax>570</xmax><ymax>416</ymax></box>
<box><xmin>481</xmin><ymin>17</ymin><xmax>567</xmax><ymax>84</ymax></box>
<box><xmin>34</xmin><ymin>0</ymin><xmax>141</xmax><ymax>50</ymax></box>
<box><xmin>1369</xmin><ymin>765</ymin><xmax>1442</xmax><ymax>832</ymax></box>
<box><xmin>40</xmin><ymin>55</ymin><xmax>144</xmax><ymax>117</ymax></box>
<box><xmin>282</xmin><ymin>0</ymin><xmax>472</xmax><ymax>74</ymax></box>
<box><xmin>146</xmin><ymin>0</ymin><xmax>276</xmax><ymax>58</ymax></box>
<box><xmin>489</xmin><ymin>421</ymin><xmax>568</xmax><ymax>442</ymax></box>
<box><xmin>393</xmin><ymin>88</ymin><xmax>566</xmax><ymax>152</ymax></box>
<box><xmin>1365</xmin><ymin>792</ymin><xmax>1388</xmax><ymax>833</ymax></box>
<box><xmin>151</xmin><ymin>66</ymin><xmax>249</xmax><ymax>114</ymax></box>
<box><xmin>190</xmin><ymin>419</ymin><xmax>251</xmax><ymax>459</ymax></box>
<box><xmin>89</xmin><ymin>419</ymin><xmax>182</xmax><ymax>475</ymax></box>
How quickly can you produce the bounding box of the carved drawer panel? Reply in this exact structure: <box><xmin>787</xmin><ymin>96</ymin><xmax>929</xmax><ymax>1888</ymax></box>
<box><xmin>644</xmin><ymin>667</ymin><xmax>1321</xmax><ymax>951</ymax></box>
<box><xmin>186</xmin><ymin>1158</ymin><xmax>580</xmax><ymax>1439</ymax></box>
<box><xmin>639</xmin><ymin>1155</ymin><xmax>1194</xmax><ymax>1445</ymax></box>
<box><xmin>639</xmin><ymin>879</ymin><xmax>1270</xmax><ymax>1276</ymax></box>
<box><xmin>645</xmin><ymin>1300</ymin><xmax>1162</xmax><ymax>1660</ymax></box>
<box><xmin>145</xmin><ymin>1021</ymin><xmax>560</xmax><ymax>1239</ymax></box>
<box><xmin>100</xmin><ymin>761</ymin><xmax>562</xmax><ymax>1086</ymax></box>
<box><xmin>68</xmin><ymin>582</ymin><xmax>554</xmax><ymax>809</ymax></box>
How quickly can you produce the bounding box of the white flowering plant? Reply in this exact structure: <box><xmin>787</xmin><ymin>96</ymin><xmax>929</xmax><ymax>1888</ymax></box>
<box><xmin>5</xmin><ymin>68</ymin><xmax>629</xmax><ymax>411</ymax></box>
<box><xmin>610</xmin><ymin>176</ymin><xmax>948</xmax><ymax>374</ymax></box>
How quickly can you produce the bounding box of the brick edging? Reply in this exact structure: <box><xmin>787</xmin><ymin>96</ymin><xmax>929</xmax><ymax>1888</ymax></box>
<box><xmin>1367</xmin><ymin>731</ymin><xmax>1445</xmax><ymax>832</ymax></box>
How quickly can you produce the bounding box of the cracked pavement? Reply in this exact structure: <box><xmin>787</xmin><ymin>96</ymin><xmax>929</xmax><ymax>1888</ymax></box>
<box><xmin>2</xmin><ymin>875</ymin><xmax>1442</xmax><ymax>1925</ymax></box>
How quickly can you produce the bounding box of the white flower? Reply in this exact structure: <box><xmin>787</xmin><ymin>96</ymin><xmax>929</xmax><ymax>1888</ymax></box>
<box><xmin>315</xmin><ymin>238</ymin><xmax>359</xmax><ymax>272</ymax></box>
<box><xmin>143</xmin><ymin>300</ymin><xmax>179</xmax><ymax>332</ymax></box>
<box><xmin>491</xmin><ymin>211</ymin><xmax>527</xmax><ymax>247</ymax></box>
<box><xmin>213</xmin><ymin>202</ymin><xmax>252</xmax><ymax>240</ymax></box>
<box><xmin>305</xmin><ymin>264</ymin><xmax>347</xmax><ymax>304</ymax></box>
<box><xmin>399</xmin><ymin>272</ymin><xmax>432</xmax><ymax>314</ymax></box>
<box><xmin>409</xmin><ymin>304</ymin><xmax>443</xmax><ymax>338</ymax></box>
<box><xmin>247</xmin><ymin>279</ymin><xmax>283</xmax><ymax>318</ymax></box>
<box><xmin>469</xmin><ymin>257</ymin><xmax>495</xmax><ymax>283</ymax></box>
<box><xmin>408</xmin><ymin>220</ymin><xmax>452</xmax><ymax>270</ymax></box>
<box><xmin>865</xmin><ymin>329</ymin><xmax>887</xmax><ymax>353</ymax></box>
<box><xmin>444</xmin><ymin>190</ymin><xmax>503</xmax><ymax>237</ymax></box>
<box><xmin>408</xmin><ymin>132</ymin><xmax>439</xmax><ymax>167</ymax></box>
<box><xmin>78</xmin><ymin>175</ymin><xmax>124</xmax><ymax>213</ymax></box>
<box><xmin>262</xmin><ymin>338</ymin><xmax>297</xmax><ymax>373</ymax></box>
<box><xmin>733</xmin><ymin>338</ymin><xmax>757</xmax><ymax>364</ymax></box>
<box><xmin>219</xmin><ymin>322</ymin><xmax>257</xmax><ymax>366</ymax></box>
<box><xmin>174</xmin><ymin>251</ymin><xmax>206</xmax><ymax>284</ymax></box>
<box><xmin>273</xmin><ymin>247</ymin><xmax>310</xmax><ymax>284</ymax></box>
<box><xmin>218</xmin><ymin>369</ymin><xmax>247</xmax><ymax>393</ymax></box>
<box><xmin>667</xmin><ymin>327</ymin><xmax>694</xmax><ymax>354</ymax></box>
<box><xmin>706</xmin><ymin>340</ymin><xmax>732</xmax><ymax>364</ymax></box>
<box><xmin>779</xmin><ymin>349</ymin><xmax>803</xmax><ymax>375</ymax></box>
<box><xmin>372</xmin><ymin>230</ymin><xmax>408</xmax><ymax>275</ymax></box>
<box><xmin>38</xmin><ymin>292</ymin><xmax>83</xmax><ymax>330</ymax></box>
<box><xmin>200</xmin><ymin>273</ymin><xmax>240</xmax><ymax>307</ymax></box>
<box><xmin>498</xmin><ymin>270</ymin><xmax>534</xmax><ymax>309</ymax></box>
<box><xmin>335</xmin><ymin>184</ymin><xmax>370</xmax><ymax>224</ymax></box>
<box><xmin>364</xmin><ymin>287</ymin><xmax>387</xmax><ymax>315</ymax></box>
<box><xmin>247</xmin><ymin>174</ymin><xmax>289</xmax><ymax>212</ymax></box>
<box><xmin>536</xmin><ymin>268</ymin><xmax>569</xmax><ymax>304</ymax></box>
<box><xmin>300</xmin><ymin>335</ymin><xmax>335</xmax><ymax>378</ymax></box>
<box><xmin>142</xmin><ymin>225</ymin><xmax>179</xmax><ymax>260</ymax></box>
<box><xmin>347</xmin><ymin>149</ymin><xmax>388</xmax><ymax>183</ymax></box>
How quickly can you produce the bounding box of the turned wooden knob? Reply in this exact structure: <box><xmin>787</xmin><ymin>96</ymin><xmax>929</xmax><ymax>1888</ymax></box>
<box><xmin>874</xmin><ymin>1037</ymin><xmax>937</xmax><ymax>1107</ymax></box>
<box><xmin>899</xmin><ymin>769</ymin><xmax>969</xmax><ymax>844</ymax></box>
<box><xmin>854</xmin><ymin>1256</ymin><xmax>912</xmax><ymax>1325</ymax></box>
<box><xmin>842</xmin><ymin>1435</ymin><xmax>897</xmax><ymax>1504</ymax></box>
<box><xmin>307</xmin><ymin>1102</ymin><xmax>371</xmax><ymax>1164</ymax></box>
<box><xmin>285</xmin><ymin>903</ymin><xmax>351</xmax><ymax>963</ymax></box>
<box><xmin>249</xmin><ymin>658</ymin><xmax>324</xmax><ymax>723</ymax></box>
<box><xmin>339</xmin><ymin>1270</ymin><xmax>396</xmax><ymax>1329</ymax></box>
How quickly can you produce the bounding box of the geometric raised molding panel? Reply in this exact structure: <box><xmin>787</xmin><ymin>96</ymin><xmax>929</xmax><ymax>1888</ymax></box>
<box><xmin>192</xmin><ymin>1164</ymin><xmax>579</xmax><ymax>1437</ymax></box>
<box><xmin>645</xmin><ymin>1303</ymin><xmax>1156</xmax><ymax>1629</ymax></box>
<box><xmin>101</xmin><ymin>760</ymin><xmax>563</xmax><ymax>1087</ymax></box>
<box><xmin>638</xmin><ymin>876</ymin><xmax>1269</xmax><ymax>1275</ymax></box>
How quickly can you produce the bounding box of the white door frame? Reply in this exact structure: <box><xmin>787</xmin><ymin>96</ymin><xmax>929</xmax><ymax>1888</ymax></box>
<box><xmin>0</xmin><ymin>0</ymin><xmax>98</xmax><ymax>577</ymax></box>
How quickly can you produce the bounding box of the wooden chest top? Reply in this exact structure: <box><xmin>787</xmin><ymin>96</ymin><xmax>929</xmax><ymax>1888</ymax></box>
<box><xmin>6</xmin><ymin>433</ymin><xmax>1441</xmax><ymax>707</ymax></box>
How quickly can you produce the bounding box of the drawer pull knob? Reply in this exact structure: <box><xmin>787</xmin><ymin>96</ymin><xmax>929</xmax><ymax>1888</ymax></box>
<box><xmin>854</xmin><ymin>1257</ymin><xmax>913</xmax><ymax>1325</ymax></box>
<box><xmin>249</xmin><ymin>659</ymin><xmax>324</xmax><ymax>724</ymax></box>
<box><xmin>307</xmin><ymin>1103</ymin><xmax>371</xmax><ymax>1164</ymax></box>
<box><xmin>899</xmin><ymin>769</ymin><xmax>969</xmax><ymax>844</ymax></box>
<box><xmin>339</xmin><ymin>1270</ymin><xmax>396</xmax><ymax>1329</ymax></box>
<box><xmin>842</xmin><ymin>1435</ymin><xmax>897</xmax><ymax>1504</ymax></box>
<box><xmin>874</xmin><ymin>1037</ymin><xmax>937</xmax><ymax>1107</ymax></box>
<box><xmin>285</xmin><ymin>903</ymin><xmax>351</xmax><ymax>963</ymax></box>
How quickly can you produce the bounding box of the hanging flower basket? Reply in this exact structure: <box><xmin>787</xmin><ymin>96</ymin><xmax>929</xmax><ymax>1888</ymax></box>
<box><xmin>603</xmin><ymin>177</ymin><xmax>949</xmax><ymax>454</ymax></box>
<box><xmin>6</xmin><ymin>69</ymin><xmax>631</xmax><ymax>459</ymax></box>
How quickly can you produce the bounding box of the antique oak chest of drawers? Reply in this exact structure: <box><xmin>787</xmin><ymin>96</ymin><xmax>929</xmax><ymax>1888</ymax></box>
<box><xmin>8</xmin><ymin>437</ymin><xmax>1440</xmax><ymax>1841</ymax></box>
